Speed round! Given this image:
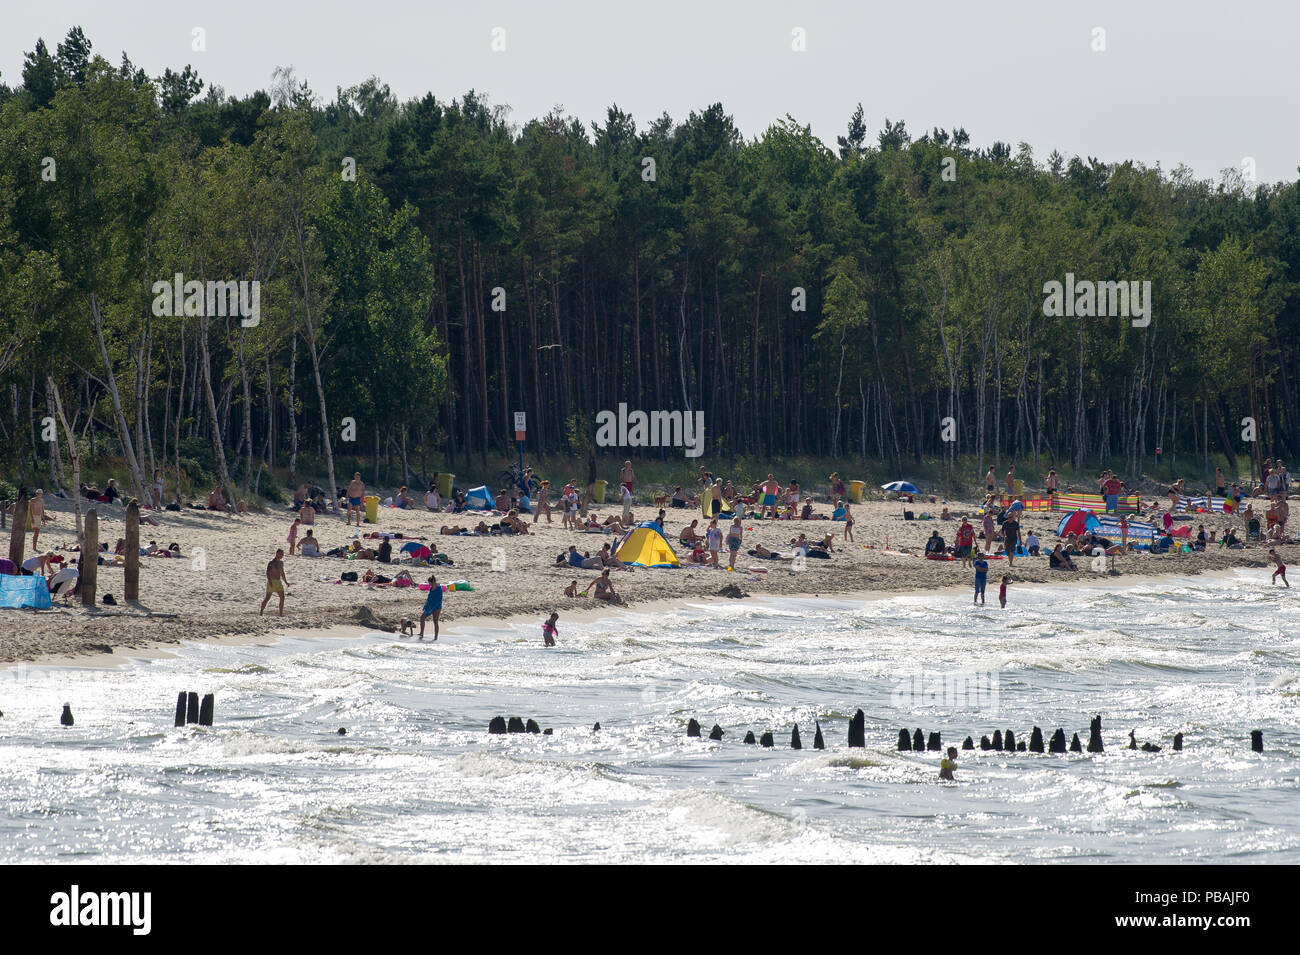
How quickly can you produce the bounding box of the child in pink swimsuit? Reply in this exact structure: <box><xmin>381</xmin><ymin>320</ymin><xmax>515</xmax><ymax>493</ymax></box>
<box><xmin>542</xmin><ymin>611</ymin><xmax>559</xmax><ymax>646</ymax></box>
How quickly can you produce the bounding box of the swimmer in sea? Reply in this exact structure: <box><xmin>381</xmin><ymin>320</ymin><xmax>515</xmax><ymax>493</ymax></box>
<box><xmin>939</xmin><ymin>747</ymin><xmax>958</xmax><ymax>781</ymax></box>
<box><xmin>542</xmin><ymin>611</ymin><xmax>558</xmax><ymax>646</ymax></box>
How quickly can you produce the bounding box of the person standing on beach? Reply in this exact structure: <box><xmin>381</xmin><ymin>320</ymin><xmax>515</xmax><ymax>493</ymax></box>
<box><xmin>152</xmin><ymin>469</ymin><xmax>165</xmax><ymax>508</ymax></box>
<box><xmin>1118</xmin><ymin>513</ymin><xmax>1129</xmax><ymax>551</ymax></box>
<box><xmin>347</xmin><ymin>473</ymin><xmax>365</xmax><ymax>527</ymax></box>
<box><xmin>28</xmin><ymin>489</ymin><xmax>46</xmax><ymax>549</ymax></box>
<box><xmin>1101</xmin><ymin>471</ymin><xmax>1123</xmax><ymax>513</ymax></box>
<box><xmin>999</xmin><ymin>575</ymin><xmax>1011</xmax><ymax>608</ymax></box>
<box><xmin>981</xmin><ymin>510</ymin><xmax>996</xmax><ymax>555</ymax></box>
<box><xmin>842</xmin><ymin>500</ymin><xmax>855</xmax><ymax>541</ymax></box>
<box><xmin>1044</xmin><ymin>467</ymin><xmax>1058</xmax><ymax>503</ymax></box>
<box><xmin>287</xmin><ymin>517</ymin><xmax>301</xmax><ymax>555</ymax></box>
<box><xmin>973</xmin><ymin>554</ymin><xmax>988</xmax><ymax>606</ymax></box>
<box><xmin>260</xmin><ymin>549</ymin><xmax>290</xmax><ymax>617</ymax></box>
<box><xmin>420</xmin><ymin>574</ymin><xmax>442</xmax><ymax>639</ymax></box>
<box><xmin>985</xmin><ymin>467</ymin><xmax>996</xmax><ymax>495</ymax></box>
<box><xmin>956</xmin><ymin>517</ymin><xmax>975</xmax><ymax>568</ymax></box>
<box><xmin>542</xmin><ymin>612</ymin><xmax>558</xmax><ymax>647</ymax></box>
<box><xmin>1269</xmin><ymin>549</ymin><xmax>1289</xmax><ymax>587</ymax></box>
<box><xmin>621</xmin><ymin>481</ymin><xmax>633</xmax><ymax>524</ymax></box>
<box><xmin>726</xmin><ymin>517</ymin><xmax>743</xmax><ymax>570</ymax></box>
<box><xmin>705</xmin><ymin>519</ymin><xmax>722</xmax><ymax>567</ymax></box>
<box><xmin>761</xmin><ymin>474</ymin><xmax>779</xmax><ymax>518</ymax></box>
<box><xmin>1005</xmin><ymin>465</ymin><xmax>1016</xmax><ymax>498</ymax></box>
<box><xmin>620</xmin><ymin>460</ymin><xmax>636</xmax><ymax>495</ymax></box>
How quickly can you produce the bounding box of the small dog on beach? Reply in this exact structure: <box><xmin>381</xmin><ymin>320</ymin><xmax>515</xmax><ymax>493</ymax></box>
<box><xmin>653</xmin><ymin>493</ymin><xmax>670</xmax><ymax>510</ymax></box>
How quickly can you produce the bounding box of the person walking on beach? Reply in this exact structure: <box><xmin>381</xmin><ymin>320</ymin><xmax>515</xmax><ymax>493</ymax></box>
<box><xmin>999</xmin><ymin>575</ymin><xmax>1011</xmax><ymax>608</ymax></box>
<box><xmin>1269</xmin><ymin>549</ymin><xmax>1289</xmax><ymax>587</ymax></box>
<box><xmin>1002</xmin><ymin>509</ymin><xmax>1020</xmax><ymax>567</ymax></box>
<box><xmin>705</xmin><ymin>519</ymin><xmax>722</xmax><ymax>567</ymax></box>
<box><xmin>973</xmin><ymin>554</ymin><xmax>988</xmax><ymax>606</ymax></box>
<box><xmin>726</xmin><ymin>517</ymin><xmax>743</xmax><ymax>570</ymax></box>
<box><xmin>346</xmin><ymin>473</ymin><xmax>365</xmax><ymax>527</ymax></box>
<box><xmin>939</xmin><ymin>746</ymin><xmax>958</xmax><ymax>781</ymax></box>
<box><xmin>260</xmin><ymin>549</ymin><xmax>290</xmax><ymax>617</ymax></box>
<box><xmin>542</xmin><ymin>611</ymin><xmax>558</xmax><ymax>647</ymax></box>
<box><xmin>420</xmin><ymin>574</ymin><xmax>442</xmax><ymax>640</ymax></box>
<box><xmin>533</xmin><ymin>480</ymin><xmax>552</xmax><ymax>524</ymax></box>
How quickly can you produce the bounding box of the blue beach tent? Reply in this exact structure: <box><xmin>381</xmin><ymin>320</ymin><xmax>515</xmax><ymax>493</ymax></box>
<box><xmin>0</xmin><ymin>574</ymin><xmax>53</xmax><ymax>610</ymax></box>
<box><xmin>464</xmin><ymin>485</ymin><xmax>494</xmax><ymax>510</ymax></box>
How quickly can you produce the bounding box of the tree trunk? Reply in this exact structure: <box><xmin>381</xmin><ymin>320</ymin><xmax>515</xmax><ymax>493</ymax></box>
<box><xmin>89</xmin><ymin>291</ymin><xmax>148</xmax><ymax>502</ymax></box>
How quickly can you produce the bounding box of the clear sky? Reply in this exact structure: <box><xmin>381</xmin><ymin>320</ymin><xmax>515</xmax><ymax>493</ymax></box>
<box><xmin>4</xmin><ymin>0</ymin><xmax>1295</xmax><ymax>183</ymax></box>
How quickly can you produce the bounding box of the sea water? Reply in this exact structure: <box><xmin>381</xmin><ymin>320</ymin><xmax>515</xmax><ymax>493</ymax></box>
<box><xmin>1</xmin><ymin>570</ymin><xmax>1296</xmax><ymax>864</ymax></box>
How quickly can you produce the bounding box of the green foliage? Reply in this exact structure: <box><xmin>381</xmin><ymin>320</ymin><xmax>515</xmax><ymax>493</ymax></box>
<box><xmin>1</xmin><ymin>25</ymin><xmax>1297</xmax><ymax>494</ymax></box>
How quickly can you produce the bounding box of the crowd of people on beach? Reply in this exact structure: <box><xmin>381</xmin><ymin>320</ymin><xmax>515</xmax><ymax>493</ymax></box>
<box><xmin>4</xmin><ymin>452</ymin><xmax>1294</xmax><ymax>640</ymax></box>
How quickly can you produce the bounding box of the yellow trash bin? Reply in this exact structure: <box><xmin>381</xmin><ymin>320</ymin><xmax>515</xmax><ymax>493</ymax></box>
<box><xmin>438</xmin><ymin>473</ymin><xmax>454</xmax><ymax>499</ymax></box>
<box><xmin>1013</xmin><ymin>479</ymin><xmax>1024</xmax><ymax>498</ymax></box>
<box><xmin>848</xmin><ymin>480</ymin><xmax>865</xmax><ymax>503</ymax></box>
<box><xmin>364</xmin><ymin>495</ymin><xmax>379</xmax><ymax>524</ymax></box>
<box><xmin>592</xmin><ymin>479</ymin><xmax>607</xmax><ymax>504</ymax></box>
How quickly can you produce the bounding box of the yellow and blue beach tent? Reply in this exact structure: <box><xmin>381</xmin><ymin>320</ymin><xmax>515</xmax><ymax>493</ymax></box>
<box><xmin>614</xmin><ymin>521</ymin><xmax>681</xmax><ymax>568</ymax></box>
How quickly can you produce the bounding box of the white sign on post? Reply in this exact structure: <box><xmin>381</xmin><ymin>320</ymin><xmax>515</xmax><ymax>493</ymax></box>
<box><xmin>514</xmin><ymin>412</ymin><xmax>526</xmax><ymax>441</ymax></box>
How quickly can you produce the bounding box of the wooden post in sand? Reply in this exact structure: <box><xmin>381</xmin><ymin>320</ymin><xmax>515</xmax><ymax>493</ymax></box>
<box><xmin>8</xmin><ymin>491</ymin><xmax>27</xmax><ymax>567</ymax></box>
<box><xmin>124</xmin><ymin>500</ymin><xmax>140</xmax><ymax>601</ymax></box>
<box><xmin>82</xmin><ymin>508</ymin><xmax>98</xmax><ymax>607</ymax></box>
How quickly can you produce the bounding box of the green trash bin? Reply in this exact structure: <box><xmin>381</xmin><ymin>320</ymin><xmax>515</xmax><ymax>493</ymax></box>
<box><xmin>438</xmin><ymin>473</ymin><xmax>454</xmax><ymax>499</ymax></box>
<box><xmin>592</xmin><ymin>479</ymin><xmax>607</xmax><ymax>504</ymax></box>
<box><xmin>848</xmin><ymin>480</ymin><xmax>865</xmax><ymax>503</ymax></box>
<box><xmin>364</xmin><ymin>495</ymin><xmax>379</xmax><ymax>524</ymax></box>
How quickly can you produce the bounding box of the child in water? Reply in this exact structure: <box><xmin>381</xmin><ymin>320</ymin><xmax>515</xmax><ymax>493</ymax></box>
<box><xmin>542</xmin><ymin>611</ymin><xmax>558</xmax><ymax>646</ymax></box>
<box><xmin>999</xmin><ymin>574</ymin><xmax>1011</xmax><ymax>608</ymax></box>
<box><xmin>939</xmin><ymin>747</ymin><xmax>958</xmax><ymax>781</ymax></box>
<box><xmin>1269</xmin><ymin>549</ymin><xmax>1289</xmax><ymax>587</ymax></box>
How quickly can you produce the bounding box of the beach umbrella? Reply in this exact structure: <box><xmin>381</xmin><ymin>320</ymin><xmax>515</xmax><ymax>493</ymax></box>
<box><xmin>399</xmin><ymin>541</ymin><xmax>423</xmax><ymax>553</ymax></box>
<box><xmin>881</xmin><ymin>481</ymin><xmax>920</xmax><ymax>494</ymax></box>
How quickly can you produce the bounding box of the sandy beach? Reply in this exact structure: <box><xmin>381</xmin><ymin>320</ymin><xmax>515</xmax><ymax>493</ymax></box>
<box><xmin>1</xmin><ymin>489</ymin><xmax>1289</xmax><ymax>666</ymax></box>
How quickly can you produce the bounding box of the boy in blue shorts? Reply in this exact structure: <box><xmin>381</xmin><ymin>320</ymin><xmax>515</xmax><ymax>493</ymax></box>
<box><xmin>973</xmin><ymin>555</ymin><xmax>988</xmax><ymax>605</ymax></box>
<box><xmin>420</xmin><ymin>573</ymin><xmax>442</xmax><ymax>640</ymax></box>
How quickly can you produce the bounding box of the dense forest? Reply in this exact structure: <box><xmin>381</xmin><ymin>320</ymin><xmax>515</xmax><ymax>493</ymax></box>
<box><xmin>1</xmin><ymin>28</ymin><xmax>1297</xmax><ymax>506</ymax></box>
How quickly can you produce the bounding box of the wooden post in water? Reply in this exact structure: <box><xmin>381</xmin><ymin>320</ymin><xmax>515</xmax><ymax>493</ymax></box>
<box><xmin>8</xmin><ymin>491</ymin><xmax>27</xmax><ymax>567</ymax></box>
<box><xmin>81</xmin><ymin>509</ymin><xmax>98</xmax><ymax>607</ymax></box>
<box><xmin>124</xmin><ymin>500</ymin><xmax>140</xmax><ymax>601</ymax></box>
